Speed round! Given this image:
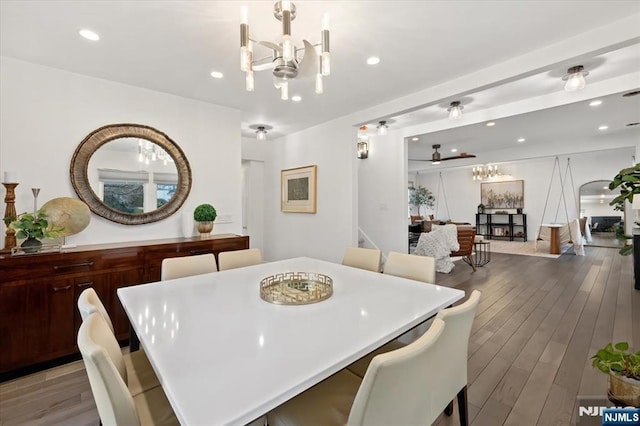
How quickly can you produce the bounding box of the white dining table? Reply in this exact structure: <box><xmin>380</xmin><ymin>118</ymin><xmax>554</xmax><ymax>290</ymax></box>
<box><xmin>117</xmin><ymin>256</ymin><xmax>465</xmax><ymax>426</ymax></box>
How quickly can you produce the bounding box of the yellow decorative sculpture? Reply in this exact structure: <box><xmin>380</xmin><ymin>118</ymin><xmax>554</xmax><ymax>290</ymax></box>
<box><xmin>41</xmin><ymin>197</ymin><xmax>91</xmax><ymax>236</ymax></box>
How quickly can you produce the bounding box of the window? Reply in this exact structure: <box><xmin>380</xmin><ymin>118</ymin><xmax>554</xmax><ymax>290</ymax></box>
<box><xmin>103</xmin><ymin>181</ymin><xmax>144</xmax><ymax>213</ymax></box>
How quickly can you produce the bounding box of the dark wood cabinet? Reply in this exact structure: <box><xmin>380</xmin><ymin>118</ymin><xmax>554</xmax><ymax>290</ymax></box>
<box><xmin>0</xmin><ymin>234</ymin><xmax>249</xmax><ymax>377</ymax></box>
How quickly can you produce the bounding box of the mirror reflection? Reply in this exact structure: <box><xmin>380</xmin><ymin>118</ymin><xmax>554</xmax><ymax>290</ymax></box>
<box><xmin>88</xmin><ymin>138</ymin><xmax>178</xmax><ymax>214</ymax></box>
<box><xmin>70</xmin><ymin>123</ymin><xmax>191</xmax><ymax>225</ymax></box>
<box><xmin>579</xmin><ymin>180</ymin><xmax>623</xmax><ymax>248</ymax></box>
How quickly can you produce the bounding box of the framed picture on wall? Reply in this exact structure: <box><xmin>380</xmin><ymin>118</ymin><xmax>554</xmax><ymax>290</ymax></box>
<box><xmin>281</xmin><ymin>165</ymin><xmax>317</xmax><ymax>213</ymax></box>
<box><xmin>481</xmin><ymin>180</ymin><xmax>524</xmax><ymax>209</ymax></box>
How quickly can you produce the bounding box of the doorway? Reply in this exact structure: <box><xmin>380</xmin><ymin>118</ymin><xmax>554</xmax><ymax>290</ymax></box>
<box><xmin>579</xmin><ymin>180</ymin><xmax>624</xmax><ymax>248</ymax></box>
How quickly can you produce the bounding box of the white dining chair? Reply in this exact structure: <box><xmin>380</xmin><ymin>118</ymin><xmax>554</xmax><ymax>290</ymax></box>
<box><xmin>78</xmin><ymin>312</ymin><xmax>179</xmax><ymax>426</ymax></box>
<box><xmin>383</xmin><ymin>251</ymin><xmax>436</xmax><ymax>283</ymax></box>
<box><xmin>161</xmin><ymin>253</ymin><xmax>217</xmax><ymax>280</ymax></box>
<box><xmin>77</xmin><ymin>287</ymin><xmax>114</xmax><ymax>332</ymax></box>
<box><xmin>342</xmin><ymin>247</ymin><xmax>381</xmax><ymax>273</ymax></box>
<box><xmin>77</xmin><ymin>288</ymin><xmax>160</xmax><ymax>396</ymax></box>
<box><xmin>269</xmin><ymin>320</ymin><xmax>452</xmax><ymax>426</ymax></box>
<box><xmin>218</xmin><ymin>248</ymin><xmax>263</xmax><ymax>271</ymax></box>
<box><xmin>269</xmin><ymin>290</ymin><xmax>480</xmax><ymax>426</ymax></box>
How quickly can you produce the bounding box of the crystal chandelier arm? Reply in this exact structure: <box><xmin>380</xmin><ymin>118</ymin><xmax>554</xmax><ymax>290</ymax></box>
<box><xmin>320</xmin><ymin>14</ymin><xmax>330</xmax><ymax>76</ymax></box>
<box><xmin>240</xmin><ymin>7</ymin><xmax>251</xmax><ymax>72</ymax></box>
<box><xmin>255</xmin><ymin>40</ymin><xmax>283</xmax><ymax>52</ymax></box>
<box><xmin>281</xmin><ymin>2</ymin><xmax>294</xmax><ymax>62</ymax></box>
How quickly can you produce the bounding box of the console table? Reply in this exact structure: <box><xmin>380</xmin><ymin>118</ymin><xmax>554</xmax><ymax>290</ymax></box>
<box><xmin>0</xmin><ymin>234</ymin><xmax>249</xmax><ymax>379</ymax></box>
<box><xmin>476</xmin><ymin>213</ymin><xmax>527</xmax><ymax>241</ymax></box>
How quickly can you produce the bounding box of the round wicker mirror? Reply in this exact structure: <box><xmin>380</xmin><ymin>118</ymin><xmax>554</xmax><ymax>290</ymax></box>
<box><xmin>70</xmin><ymin>124</ymin><xmax>192</xmax><ymax>225</ymax></box>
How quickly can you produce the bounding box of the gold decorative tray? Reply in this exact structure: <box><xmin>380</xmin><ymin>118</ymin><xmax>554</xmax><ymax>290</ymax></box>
<box><xmin>260</xmin><ymin>272</ymin><xmax>333</xmax><ymax>305</ymax></box>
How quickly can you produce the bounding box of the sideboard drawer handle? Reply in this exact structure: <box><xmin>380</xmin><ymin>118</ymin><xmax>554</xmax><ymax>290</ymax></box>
<box><xmin>76</xmin><ymin>282</ymin><xmax>93</xmax><ymax>289</ymax></box>
<box><xmin>53</xmin><ymin>261</ymin><xmax>94</xmax><ymax>270</ymax></box>
<box><xmin>189</xmin><ymin>250</ymin><xmax>211</xmax><ymax>255</ymax></box>
<box><xmin>52</xmin><ymin>285</ymin><xmax>71</xmax><ymax>292</ymax></box>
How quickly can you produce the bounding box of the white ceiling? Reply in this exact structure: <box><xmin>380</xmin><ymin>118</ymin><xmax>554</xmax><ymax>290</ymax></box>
<box><xmin>1</xmin><ymin>0</ymin><xmax>639</xmax><ymax>140</ymax></box>
<box><xmin>407</xmin><ymin>89</ymin><xmax>640</xmax><ymax>167</ymax></box>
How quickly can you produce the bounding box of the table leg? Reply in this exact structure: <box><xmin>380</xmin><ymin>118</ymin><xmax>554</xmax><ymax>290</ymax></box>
<box><xmin>129</xmin><ymin>327</ymin><xmax>140</xmax><ymax>352</ymax></box>
<box><xmin>549</xmin><ymin>227</ymin><xmax>560</xmax><ymax>254</ymax></box>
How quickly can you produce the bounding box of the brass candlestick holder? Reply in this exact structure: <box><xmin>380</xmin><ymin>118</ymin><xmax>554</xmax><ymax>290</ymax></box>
<box><xmin>2</xmin><ymin>182</ymin><xmax>18</xmax><ymax>254</ymax></box>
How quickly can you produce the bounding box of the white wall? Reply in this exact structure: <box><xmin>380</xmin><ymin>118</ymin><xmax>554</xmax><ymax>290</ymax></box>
<box><xmin>414</xmin><ymin>147</ymin><xmax>635</xmax><ymax>240</ymax></box>
<box><xmin>0</xmin><ymin>57</ymin><xmax>242</xmax><ymax>245</ymax></box>
<box><xmin>358</xmin><ymin>129</ymin><xmax>409</xmax><ymax>257</ymax></box>
<box><xmin>263</xmin><ymin>117</ymin><xmax>355</xmax><ymax>263</ymax></box>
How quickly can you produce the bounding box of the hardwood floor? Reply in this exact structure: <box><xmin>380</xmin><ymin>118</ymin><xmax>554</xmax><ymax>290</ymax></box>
<box><xmin>0</xmin><ymin>246</ymin><xmax>636</xmax><ymax>426</ymax></box>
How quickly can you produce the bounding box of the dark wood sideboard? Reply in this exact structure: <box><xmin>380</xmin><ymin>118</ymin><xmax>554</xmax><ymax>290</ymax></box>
<box><xmin>0</xmin><ymin>234</ymin><xmax>249</xmax><ymax>379</ymax></box>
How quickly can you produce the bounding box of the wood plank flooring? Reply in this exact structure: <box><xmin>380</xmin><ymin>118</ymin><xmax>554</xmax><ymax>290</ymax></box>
<box><xmin>0</xmin><ymin>246</ymin><xmax>637</xmax><ymax>426</ymax></box>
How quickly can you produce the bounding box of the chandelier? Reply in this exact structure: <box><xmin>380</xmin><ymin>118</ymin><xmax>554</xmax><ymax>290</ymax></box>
<box><xmin>240</xmin><ymin>1</ymin><xmax>331</xmax><ymax>99</ymax></box>
<box><xmin>472</xmin><ymin>165</ymin><xmax>500</xmax><ymax>181</ymax></box>
<box><xmin>138</xmin><ymin>140</ymin><xmax>173</xmax><ymax>166</ymax></box>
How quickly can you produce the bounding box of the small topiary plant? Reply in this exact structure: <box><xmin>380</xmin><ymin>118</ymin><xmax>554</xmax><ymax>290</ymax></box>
<box><xmin>194</xmin><ymin>204</ymin><xmax>217</xmax><ymax>222</ymax></box>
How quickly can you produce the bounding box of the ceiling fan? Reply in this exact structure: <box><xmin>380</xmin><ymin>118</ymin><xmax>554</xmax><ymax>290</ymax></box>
<box><xmin>410</xmin><ymin>144</ymin><xmax>477</xmax><ymax>164</ymax></box>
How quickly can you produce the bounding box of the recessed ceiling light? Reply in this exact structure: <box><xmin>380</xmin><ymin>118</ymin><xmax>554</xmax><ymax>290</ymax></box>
<box><xmin>517</xmin><ymin>138</ymin><xmax>525</xmax><ymax>142</ymax></box>
<box><xmin>79</xmin><ymin>29</ymin><xmax>100</xmax><ymax>41</ymax></box>
<box><xmin>210</xmin><ymin>71</ymin><xmax>224</xmax><ymax>79</ymax></box>
<box><xmin>598</xmin><ymin>125</ymin><xmax>609</xmax><ymax>131</ymax></box>
<box><xmin>451</xmin><ymin>148</ymin><xmax>458</xmax><ymax>153</ymax></box>
<box><xmin>486</xmin><ymin>121</ymin><xmax>496</xmax><ymax>127</ymax></box>
<box><xmin>589</xmin><ymin>100</ymin><xmax>602</xmax><ymax>107</ymax></box>
<box><xmin>603</xmin><ymin>186</ymin><xmax>608</xmax><ymax>190</ymax></box>
<box><xmin>366</xmin><ymin>57</ymin><xmax>381</xmax><ymax>65</ymax></box>
<box><xmin>411</xmin><ymin>137</ymin><xmax>419</xmax><ymax>141</ymax></box>
<box><xmin>291</xmin><ymin>95</ymin><xmax>302</xmax><ymax>102</ymax></box>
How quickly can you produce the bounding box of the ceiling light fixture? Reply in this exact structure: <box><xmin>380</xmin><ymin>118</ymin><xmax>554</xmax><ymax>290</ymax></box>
<box><xmin>517</xmin><ymin>138</ymin><xmax>525</xmax><ymax>142</ymax></box>
<box><xmin>598</xmin><ymin>125</ymin><xmax>609</xmax><ymax>131</ymax></box>
<box><xmin>486</xmin><ymin>121</ymin><xmax>496</xmax><ymax>127</ymax></box>
<box><xmin>411</xmin><ymin>137</ymin><xmax>419</xmax><ymax>141</ymax></box>
<box><xmin>451</xmin><ymin>148</ymin><xmax>458</xmax><ymax>153</ymax></box>
<box><xmin>472</xmin><ymin>165</ymin><xmax>501</xmax><ymax>181</ymax></box>
<box><xmin>447</xmin><ymin>101</ymin><xmax>463</xmax><ymax>120</ymax></box>
<box><xmin>240</xmin><ymin>2</ymin><xmax>330</xmax><ymax>99</ymax></box>
<box><xmin>249</xmin><ymin>124</ymin><xmax>273</xmax><ymax>141</ymax></box>
<box><xmin>589</xmin><ymin>100</ymin><xmax>602</xmax><ymax>107</ymax></box>
<box><xmin>291</xmin><ymin>95</ymin><xmax>302</xmax><ymax>102</ymax></box>
<box><xmin>79</xmin><ymin>29</ymin><xmax>100</xmax><ymax>41</ymax></box>
<box><xmin>366</xmin><ymin>56</ymin><xmax>380</xmax><ymax>65</ymax></box>
<box><xmin>377</xmin><ymin>121</ymin><xmax>389</xmax><ymax>136</ymax></box>
<box><xmin>138</xmin><ymin>139</ymin><xmax>173</xmax><ymax>166</ymax></box>
<box><xmin>563</xmin><ymin>65</ymin><xmax>589</xmax><ymax>92</ymax></box>
<box><xmin>210</xmin><ymin>71</ymin><xmax>224</xmax><ymax>79</ymax></box>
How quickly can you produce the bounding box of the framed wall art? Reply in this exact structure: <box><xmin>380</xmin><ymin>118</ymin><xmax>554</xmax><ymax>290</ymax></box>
<box><xmin>481</xmin><ymin>180</ymin><xmax>524</xmax><ymax>209</ymax></box>
<box><xmin>281</xmin><ymin>165</ymin><xmax>317</xmax><ymax>213</ymax></box>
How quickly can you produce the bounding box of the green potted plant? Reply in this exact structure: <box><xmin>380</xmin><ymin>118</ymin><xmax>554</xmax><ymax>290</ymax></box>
<box><xmin>8</xmin><ymin>209</ymin><xmax>64</xmax><ymax>253</ymax></box>
<box><xmin>193</xmin><ymin>204</ymin><xmax>217</xmax><ymax>238</ymax></box>
<box><xmin>609</xmin><ymin>163</ymin><xmax>640</xmax><ymax>255</ymax></box>
<box><xmin>591</xmin><ymin>341</ymin><xmax>640</xmax><ymax>407</ymax></box>
<box><xmin>409</xmin><ymin>185</ymin><xmax>435</xmax><ymax>218</ymax></box>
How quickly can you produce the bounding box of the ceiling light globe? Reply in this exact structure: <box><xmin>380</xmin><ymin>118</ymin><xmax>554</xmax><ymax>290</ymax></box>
<box><xmin>367</xmin><ymin>57</ymin><xmax>381</xmax><ymax>65</ymax></box>
<box><xmin>565</xmin><ymin>71</ymin><xmax>586</xmax><ymax>92</ymax></box>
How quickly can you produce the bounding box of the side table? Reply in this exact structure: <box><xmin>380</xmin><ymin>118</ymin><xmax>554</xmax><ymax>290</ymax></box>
<box><xmin>464</xmin><ymin>240</ymin><xmax>490</xmax><ymax>267</ymax></box>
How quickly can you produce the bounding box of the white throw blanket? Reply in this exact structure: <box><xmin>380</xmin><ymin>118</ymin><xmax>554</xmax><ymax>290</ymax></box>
<box><xmin>415</xmin><ymin>226</ymin><xmax>459</xmax><ymax>273</ymax></box>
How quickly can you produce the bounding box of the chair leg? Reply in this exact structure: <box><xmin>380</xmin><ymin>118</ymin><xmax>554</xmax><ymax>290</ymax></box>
<box><xmin>444</xmin><ymin>400</ymin><xmax>454</xmax><ymax>416</ymax></box>
<box><xmin>466</xmin><ymin>255</ymin><xmax>477</xmax><ymax>272</ymax></box>
<box><xmin>457</xmin><ymin>385</ymin><xmax>469</xmax><ymax>426</ymax></box>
